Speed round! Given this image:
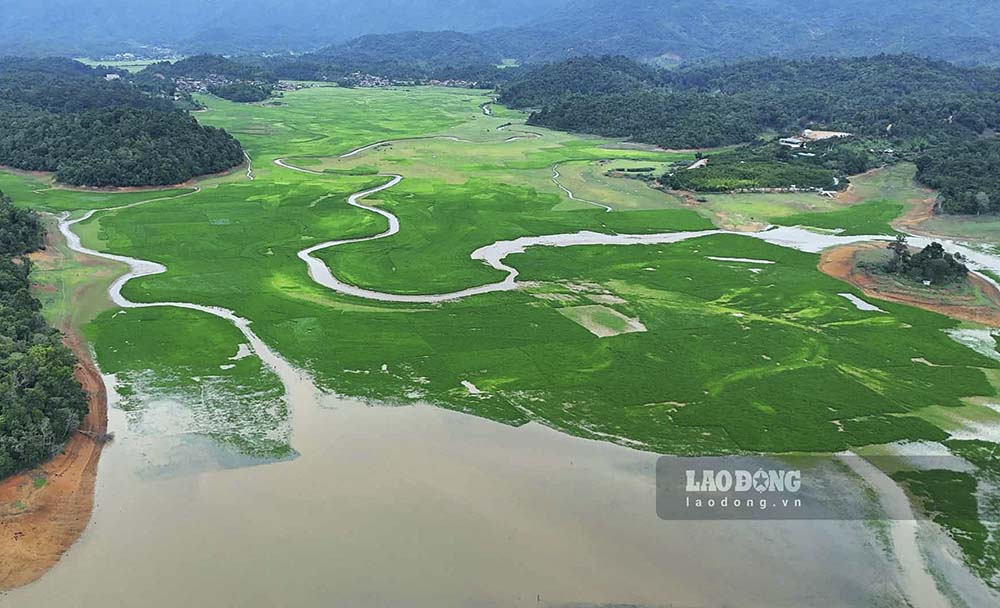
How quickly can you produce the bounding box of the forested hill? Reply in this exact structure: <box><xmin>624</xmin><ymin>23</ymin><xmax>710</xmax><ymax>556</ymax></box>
<box><xmin>0</xmin><ymin>58</ymin><xmax>244</xmax><ymax>187</ymax></box>
<box><xmin>501</xmin><ymin>55</ymin><xmax>1000</xmax><ymax>146</ymax></box>
<box><xmin>143</xmin><ymin>54</ymin><xmax>270</xmax><ymax>81</ymax></box>
<box><xmin>482</xmin><ymin>0</ymin><xmax>1000</xmax><ymax>66</ymax></box>
<box><xmin>0</xmin><ymin>192</ymin><xmax>88</xmax><ymax>478</ymax></box>
<box><xmin>0</xmin><ymin>0</ymin><xmax>569</xmax><ymax>56</ymax></box>
<box><xmin>500</xmin><ymin>55</ymin><xmax>1000</xmax><ymax>214</ymax></box>
<box><xmin>250</xmin><ymin>36</ymin><xmax>516</xmax><ymax>86</ymax></box>
<box><xmin>138</xmin><ymin>55</ymin><xmax>277</xmax><ymax>102</ymax></box>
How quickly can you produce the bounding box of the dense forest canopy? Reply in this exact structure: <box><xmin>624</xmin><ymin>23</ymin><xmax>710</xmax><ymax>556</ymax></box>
<box><xmin>0</xmin><ymin>58</ymin><xmax>245</xmax><ymax>187</ymax></box>
<box><xmin>501</xmin><ymin>55</ymin><xmax>1000</xmax><ymax>213</ymax></box>
<box><xmin>138</xmin><ymin>51</ymin><xmax>509</xmax><ymax>96</ymax></box>
<box><xmin>143</xmin><ymin>54</ymin><xmax>270</xmax><ymax>81</ymax></box>
<box><xmin>501</xmin><ymin>55</ymin><xmax>1000</xmax><ymax>144</ymax></box>
<box><xmin>0</xmin><ymin>191</ymin><xmax>88</xmax><ymax>478</ymax></box>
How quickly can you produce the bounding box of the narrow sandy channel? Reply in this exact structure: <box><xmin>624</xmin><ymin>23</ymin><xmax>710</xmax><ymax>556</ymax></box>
<box><xmin>551</xmin><ymin>163</ymin><xmax>614</xmax><ymax>212</ymax></box>
<box><xmin>839</xmin><ymin>453</ymin><xmax>950</xmax><ymax>608</ymax></box>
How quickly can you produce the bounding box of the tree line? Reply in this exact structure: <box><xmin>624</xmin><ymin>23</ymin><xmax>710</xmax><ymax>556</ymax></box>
<box><xmin>149</xmin><ymin>51</ymin><xmax>518</xmax><ymax>93</ymax></box>
<box><xmin>0</xmin><ymin>192</ymin><xmax>88</xmax><ymax>478</ymax></box>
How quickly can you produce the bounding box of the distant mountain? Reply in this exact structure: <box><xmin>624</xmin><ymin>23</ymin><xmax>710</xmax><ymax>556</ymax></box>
<box><xmin>0</xmin><ymin>0</ymin><xmax>571</xmax><ymax>56</ymax></box>
<box><xmin>5</xmin><ymin>0</ymin><xmax>1000</xmax><ymax>65</ymax></box>
<box><xmin>314</xmin><ymin>31</ymin><xmax>503</xmax><ymax>68</ymax></box>
<box><xmin>485</xmin><ymin>0</ymin><xmax>1000</xmax><ymax>65</ymax></box>
<box><xmin>305</xmin><ymin>0</ymin><xmax>1000</xmax><ymax>67</ymax></box>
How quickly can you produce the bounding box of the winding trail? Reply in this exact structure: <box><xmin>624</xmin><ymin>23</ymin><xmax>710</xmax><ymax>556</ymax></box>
<box><xmin>244</xmin><ymin>152</ymin><xmax>255</xmax><ymax>180</ymax></box>
<box><xmin>279</xmin><ymin>150</ymin><xmax>1000</xmax><ymax>305</ymax></box>
<box><xmin>339</xmin><ymin>136</ymin><xmax>469</xmax><ymax>158</ymax></box>
<box><xmin>57</xmin><ymin>188</ymin><xmax>315</xmax><ymax>422</ymax></box>
<box><xmin>273</xmin><ymin>143</ymin><xmax>1000</xmax><ymax>605</ymax></box>
<box><xmin>551</xmin><ymin>164</ymin><xmax>614</xmax><ymax>212</ymax></box>
<box><xmin>274</xmin><ymin>157</ymin><xmax>323</xmax><ymax>175</ymax></box>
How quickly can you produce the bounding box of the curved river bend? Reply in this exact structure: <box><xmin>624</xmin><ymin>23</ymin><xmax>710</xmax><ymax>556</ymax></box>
<box><xmin>8</xmin><ymin>142</ymin><xmax>1000</xmax><ymax>606</ymax></box>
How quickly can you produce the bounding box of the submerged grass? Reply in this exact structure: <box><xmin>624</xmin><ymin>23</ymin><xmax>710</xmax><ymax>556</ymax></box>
<box><xmin>6</xmin><ymin>84</ymin><xmax>999</xmax><ymax>460</ymax></box>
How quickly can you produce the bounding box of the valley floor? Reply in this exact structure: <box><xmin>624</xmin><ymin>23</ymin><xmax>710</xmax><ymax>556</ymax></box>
<box><xmin>2</xmin><ymin>85</ymin><xmax>1000</xmax><ymax>605</ymax></box>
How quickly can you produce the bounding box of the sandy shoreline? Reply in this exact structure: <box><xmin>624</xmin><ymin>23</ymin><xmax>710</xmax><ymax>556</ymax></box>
<box><xmin>0</xmin><ymin>326</ymin><xmax>107</xmax><ymax>590</ymax></box>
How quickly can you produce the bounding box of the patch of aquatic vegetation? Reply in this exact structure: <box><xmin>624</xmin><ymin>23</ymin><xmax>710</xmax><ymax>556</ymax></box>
<box><xmin>16</xmin><ymin>85</ymin><xmax>1000</xmax><ymax>461</ymax></box>
<box><xmin>111</xmin><ymin>368</ymin><xmax>291</xmax><ymax>459</ymax></box>
<box><xmin>87</xmin><ymin>307</ymin><xmax>292</xmax><ymax>459</ymax></box>
<box><xmin>894</xmin><ymin>439</ymin><xmax>1000</xmax><ymax>589</ymax></box>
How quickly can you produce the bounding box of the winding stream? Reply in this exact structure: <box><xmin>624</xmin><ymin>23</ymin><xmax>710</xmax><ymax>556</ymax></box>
<box><xmin>12</xmin><ymin>132</ymin><xmax>1000</xmax><ymax>605</ymax></box>
<box><xmin>284</xmin><ymin>147</ymin><xmax>1000</xmax><ymax>305</ymax></box>
<box><xmin>551</xmin><ymin>164</ymin><xmax>614</xmax><ymax>212</ymax></box>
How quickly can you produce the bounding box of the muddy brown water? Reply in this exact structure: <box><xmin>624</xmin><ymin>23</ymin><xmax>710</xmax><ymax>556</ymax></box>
<box><xmin>5</xmin><ymin>374</ymin><xmax>913</xmax><ymax>608</ymax></box>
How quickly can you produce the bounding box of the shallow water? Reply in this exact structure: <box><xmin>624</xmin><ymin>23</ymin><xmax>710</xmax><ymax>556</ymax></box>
<box><xmin>7</xmin><ymin>377</ymin><xmax>912</xmax><ymax>608</ymax></box>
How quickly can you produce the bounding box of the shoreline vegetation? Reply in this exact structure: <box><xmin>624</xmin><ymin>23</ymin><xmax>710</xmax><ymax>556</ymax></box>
<box><xmin>0</xmin><ymin>323</ymin><xmax>106</xmax><ymax>590</ymax></box>
<box><xmin>0</xmin><ymin>195</ymin><xmax>88</xmax><ymax>478</ymax></box>
<box><xmin>0</xmin><ymin>196</ymin><xmax>101</xmax><ymax>589</ymax></box>
<box><xmin>820</xmin><ymin>243</ymin><xmax>1000</xmax><ymax>327</ymax></box>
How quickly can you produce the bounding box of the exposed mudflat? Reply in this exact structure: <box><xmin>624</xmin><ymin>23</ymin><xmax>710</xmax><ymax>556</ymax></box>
<box><xmin>820</xmin><ymin>243</ymin><xmax>1000</xmax><ymax>327</ymax></box>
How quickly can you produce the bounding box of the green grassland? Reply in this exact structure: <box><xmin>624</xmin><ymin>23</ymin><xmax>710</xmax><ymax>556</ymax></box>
<box><xmin>695</xmin><ymin>190</ymin><xmax>844</xmax><ymax>229</ymax></box>
<box><xmin>920</xmin><ymin>215</ymin><xmax>1000</xmax><ymax>247</ymax></box>
<box><xmin>30</xmin><ymin>218</ymin><xmax>125</xmax><ymax>330</ymax></box>
<box><xmin>0</xmin><ymin>169</ymin><xmax>194</xmax><ymax>213</ymax></box>
<box><xmin>550</xmin><ymin>160</ymin><xmax>684</xmax><ymax>211</ymax></box>
<box><xmin>75</xmin><ymin>57</ymin><xmax>167</xmax><ymax>73</ymax></box>
<box><xmin>5</xmin><ymin>85</ymin><xmax>1000</xmax><ymax>461</ymax></box>
<box><xmin>773</xmin><ymin>199</ymin><xmax>905</xmax><ymax>236</ymax></box>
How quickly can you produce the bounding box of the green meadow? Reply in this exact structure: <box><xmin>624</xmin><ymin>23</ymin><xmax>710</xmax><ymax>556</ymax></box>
<box><xmin>75</xmin><ymin>57</ymin><xmax>167</xmax><ymax>73</ymax></box>
<box><xmin>4</xmin><ymin>84</ymin><xmax>999</xmax><ymax>461</ymax></box>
